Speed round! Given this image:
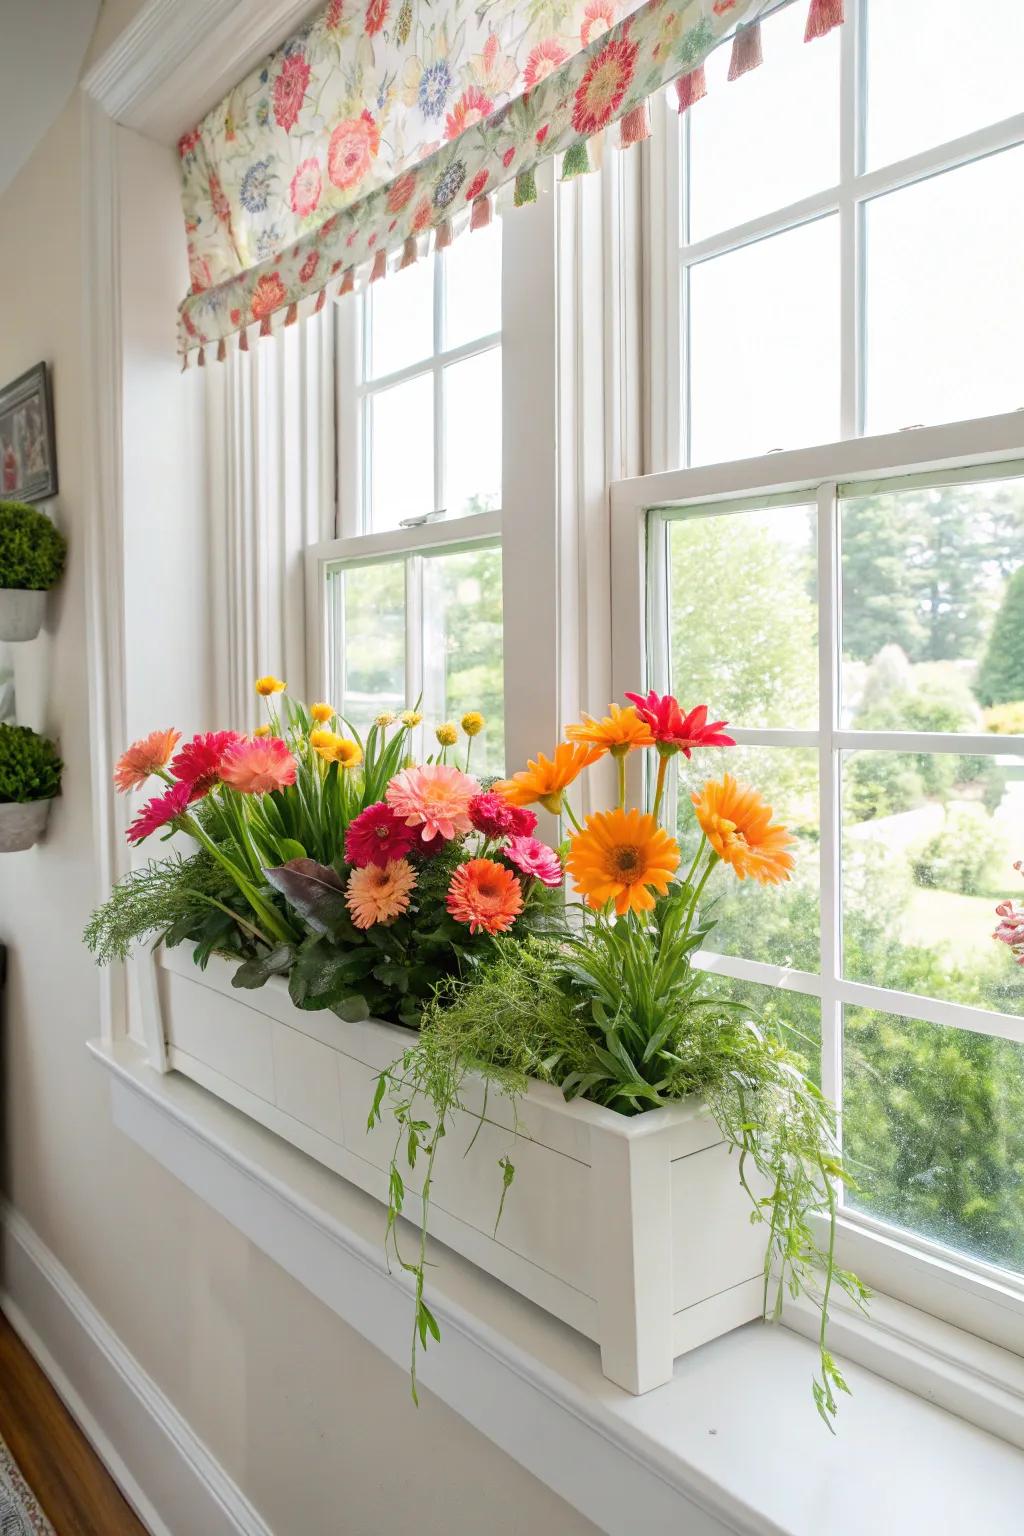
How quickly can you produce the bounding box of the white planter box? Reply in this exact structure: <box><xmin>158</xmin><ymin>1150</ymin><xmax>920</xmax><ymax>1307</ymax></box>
<box><xmin>155</xmin><ymin>945</ymin><xmax>768</xmax><ymax>1394</ymax></box>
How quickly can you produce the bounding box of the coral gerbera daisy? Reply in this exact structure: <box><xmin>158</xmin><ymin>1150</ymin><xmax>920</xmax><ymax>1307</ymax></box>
<box><xmin>504</xmin><ymin>835</ymin><xmax>563</xmax><ymax>888</ymax></box>
<box><xmin>567</xmin><ymin>807</ymin><xmax>679</xmax><ymax>915</ymax></box>
<box><xmin>624</xmin><ymin>691</ymin><xmax>735</xmax><ymax>759</ymax></box>
<box><xmin>495</xmin><ymin>742</ymin><xmax>602</xmax><ymax>814</ymax></box>
<box><xmin>126</xmin><ymin>781</ymin><xmax>192</xmax><ymax>844</ymax></box>
<box><xmin>691</xmin><ymin>775</ymin><xmax>794</xmax><ymax>886</ymax></box>
<box><xmin>114</xmin><ymin>729</ymin><xmax>180</xmax><ymax>792</ymax></box>
<box><xmin>171</xmin><ymin>730</ymin><xmax>243</xmax><ymax>797</ymax></box>
<box><xmin>446</xmin><ymin>858</ymin><xmax>524</xmax><ymax>935</ymax></box>
<box><xmin>386</xmin><ymin>763</ymin><xmax>479</xmax><ymax>841</ymax></box>
<box><xmin>345</xmin><ymin>802</ymin><xmax>418</xmax><ymax>868</ymax></box>
<box><xmin>219</xmin><ymin>737</ymin><xmax>297</xmax><ymax>794</ymax></box>
<box><xmin>346</xmin><ymin>858</ymin><xmax>417</xmax><ymax>929</ymax></box>
<box><xmin>565</xmin><ymin>703</ymin><xmax>654</xmax><ymax>759</ymax></box>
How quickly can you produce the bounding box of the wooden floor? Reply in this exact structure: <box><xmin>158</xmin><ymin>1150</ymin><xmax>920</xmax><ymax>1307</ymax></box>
<box><xmin>0</xmin><ymin>1310</ymin><xmax>150</xmax><ymax>1535</ymax></box>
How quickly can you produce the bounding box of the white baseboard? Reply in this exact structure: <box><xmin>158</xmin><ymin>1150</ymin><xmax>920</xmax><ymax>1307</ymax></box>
<box><xmin>0</xmin><ymin>1201</ymin><xmax>273</xmax><ymax>1536</ymax></box>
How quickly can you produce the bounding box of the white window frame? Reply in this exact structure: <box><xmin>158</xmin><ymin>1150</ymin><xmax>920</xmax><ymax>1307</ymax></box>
<box><xmin>611</xmin><ymin>408</ymin><xmax>1024</xmax><ymax>1353</ymax></box>
<box><xmin>643</xmin><ymin>0</ymin><xmax>1024</xmax><ymax>474</ymax></box>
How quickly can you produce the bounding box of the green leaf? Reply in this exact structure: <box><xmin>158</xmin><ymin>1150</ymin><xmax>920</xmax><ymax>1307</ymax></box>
<box><xmin>231</xmin><ymin>943</ymin><xmax>294</xmax><ymax>990</ymax></box>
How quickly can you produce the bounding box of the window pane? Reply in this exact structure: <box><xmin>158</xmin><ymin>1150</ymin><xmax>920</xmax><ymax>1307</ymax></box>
<box><xmin>422</xmin><ymin>545</ymin><xmax>504</xmax><ymax>776</ymax></box>
<box><xmin>863</xmin><ymin>147</ymin><xmax>1024</xmax><ymax>435</ymax></box>
<box><xmin>666</xmin><ymin>502</ymin><xmax>818</xmax><ymax>730</ymax></box>
<box><xmin>369</xmin><ymin>373</ymin><xmax>434</xmax><ymax>530</ymax></box>
<box><xmin>688</xmin><ymin>217</ymin><xmax>839</xmax><ymax>466</ymax></box>
<box><xmin>865</xmin><ymin>0</ymin><xmax>1024</xmax><ymax>169</ymax></box>
<box><xmin>676</xmin><ymin>745</ymin><xmax>820</xmax><ymax>973</ymax></box>
<box><xmin>686</xmin><ymin>1</ymin><xmax>839</xmax><ymax>243</ymax></box>
<box><xmin>843</xmin><ymin>1005</ymin><xmax>1024</xmax><ymax>1276</ymax></box>
<box><xmin>840</xmin><ymin>473</ymin><xmax>1024</xmax><ymax>729</ymax></box>
<box><xmin>367</xmin><ymin>255</ymin><xmax>433</xmax><ymax>380</ymax></box>
<box><xmin>443</xmin><ymin>220</ymin><xmax>501</xmax><ymax>350</ymax></box>
<box><xmin>327</xmin><ymin>560</ymin><xmax>406</xmax><ymax>735</ymax></box>
<box><xmin>699</xmin><ymin>972</ymin><xmax>821</xmax><ymax>1085</ymax></box>
<box><xmin>841</xmin><ymin>750</ymin><xmax>1024</xmax><ymax>1017</ymax></box>
<box><xmin>443</xmin><ymin>348</ymin><xmax>501</xmax><ymax>516</ymax></box>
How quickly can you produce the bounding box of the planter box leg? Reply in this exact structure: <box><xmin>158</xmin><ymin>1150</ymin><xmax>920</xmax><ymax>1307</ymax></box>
<box><xmin>589</xmin><ymin>1126</ymin><xmax>674</xmax><ymax>1394</ymax></box>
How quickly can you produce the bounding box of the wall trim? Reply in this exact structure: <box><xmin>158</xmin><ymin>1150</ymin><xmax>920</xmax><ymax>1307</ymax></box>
<box><xmin>0</xmin><ymin>1202</ymin><xmax>274</xmax><ymax>1536</ymax></box>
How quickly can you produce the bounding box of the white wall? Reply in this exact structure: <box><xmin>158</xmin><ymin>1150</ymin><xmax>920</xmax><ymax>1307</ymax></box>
<box><xmin>0</xmin><ymin>5</ymin><xmax>599</xmax><ymax>1531</ymax></box>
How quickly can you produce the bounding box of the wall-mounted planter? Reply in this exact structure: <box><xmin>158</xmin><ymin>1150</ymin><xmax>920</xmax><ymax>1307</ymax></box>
<box><xmin>155</xmin><ymin>944</ymin><xmax>768</xmax><ymax>1395</ymax></box>
<box><xmin>0</xmin><ymin>797</ymin><xmax>51</xmax><ymax>851</ymax></box>
<box><xmin>0</xmin><ymin>588</ymin><xmax>46</xmax><ymax>642</ymax></box>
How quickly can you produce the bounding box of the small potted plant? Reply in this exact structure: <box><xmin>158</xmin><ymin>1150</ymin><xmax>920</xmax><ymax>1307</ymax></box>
<box><xmin>0</xmin><ymin>499</ymin><xmax>67</xmax><ymax>641</ymax></box>
<box><xmin>0</xmin><ymin>723</ymin><xmax>62</xmax><ymax>850</ymax></box>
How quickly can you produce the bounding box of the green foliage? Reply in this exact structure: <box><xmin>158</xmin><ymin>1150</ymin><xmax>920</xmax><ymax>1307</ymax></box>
<box><xmin>977</xmin><ymin>567</ymin><xmax>1024</xmax><ymax>707</ymax></box>
<box><xmin>0</xmin><ymin>723</ymin><xmax>62</xmax><ymax>803</ymax></box>
<box><xmin>0</xmin><ymin>500</ymin><xmax>67</xmax><ymax>591</ymax></box>
<box><xmin>83</xmin><ymin>852</ymin><xmax>253</xmax><ymax>966</ymax></box>
<box><xmin>911</xmin><ymin>804</ymin><xmax>1005</xmax><ymax>896</ymax></box>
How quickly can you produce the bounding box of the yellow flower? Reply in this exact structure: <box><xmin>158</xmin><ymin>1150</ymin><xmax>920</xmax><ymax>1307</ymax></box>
<box><xmin>375</xmin><ymin>711</ymin><xmax>397</xmax><ymax>728</ymax></box>
<box><xmin>565</xmin><ymin>704</ymin><xmax>654</xmax><ymax>760</ymax></box>
<box><xmin>400</xmin><ymin>710</ymin><xmax>423</xmax><ymax>728</ymax></box>
<box><xmin>255</xmin><ymin>675</ymin><xmax>286</xmax><ymax>697</ymax></box>
<box><xmin>310</xmin><ymin>728</ymin><xmax>364</xmax><ymax>769</ymax></box>
<box><xmin>310</xmin><ymin>702</ymin><xmax>334</xmax><ymax>724</ymax></box>
<box><xmin>253</xmin><ymin>724</ymin><xmax>272</xmax><ymax>739</ymax></box>
<box><xmin>461</xmin><ymin>711</ymin><xmax>485</xmax><ymax>737</ymax></box>
<box><xmin>335</xmin><ymin>738</ymin><xmax>364</xmax><ymax>769</ymax></box>
<box><xmin>436</xmin><ymin>723</ymin><xmax>459</xmax><ymax>747</ymax></box>
<box><xmin>496</xmin><ymin>742</ymin><xmax>602</xmax><ymax>814</ymax></box>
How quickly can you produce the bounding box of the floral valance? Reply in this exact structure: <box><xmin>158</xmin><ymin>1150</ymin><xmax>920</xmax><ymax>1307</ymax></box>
<box><xmin>178</xmin><ymin>0</ymin><xmax>843</xmax><ymax>362</ymax></box>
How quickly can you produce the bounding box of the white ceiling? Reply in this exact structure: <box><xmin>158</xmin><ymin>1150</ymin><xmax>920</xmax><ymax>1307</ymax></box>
<box><xmin>0</xmin><ymin>0</ymin><xmax>102</xmax><ymax>196</ymax></box>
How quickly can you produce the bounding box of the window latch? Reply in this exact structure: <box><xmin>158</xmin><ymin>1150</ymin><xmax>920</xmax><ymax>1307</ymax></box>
<box><xmin>399</xmin><ymin>509</ymin><xmax>448</xmax><ymax>528</ymax></box>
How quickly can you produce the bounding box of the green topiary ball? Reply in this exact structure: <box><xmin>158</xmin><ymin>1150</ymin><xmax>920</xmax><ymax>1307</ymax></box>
<box><xmin>0</xmin><ymin>499</ymin><xmax>67</xmax><ymax>590</ymax></box>
<box><xmin>0</xmin><ymin>723</ymin><xmax>63</xmax><ymax>803</ymax></box>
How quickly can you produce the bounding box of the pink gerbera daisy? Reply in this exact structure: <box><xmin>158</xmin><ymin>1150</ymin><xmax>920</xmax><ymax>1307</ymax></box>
<box><xmin>345</xmin><ymin>802</ymin><xmax>418</xmax><ymax>868</ymax></box>
<box><xmin>504</xmin><ymin>835</ymin><xmax>563</xmax><ymax>887</ymax></box>
<box><xmin>346</xmin><ymin>858</ymin><xmax>417</xmax><ymax>929</ymax></box>
<box><xmin>219</xmin><ymin>737</ymin><xmax>297</xmax><ymax>794</ymax></box>
<box><xmin>126</xmin><ymin>781</ymin><xmax>192</xmax><ymax>844</ymax></box>
<box><xmin>446</xmin><ymin>858</ymin><xmax>523</xmax><ymax>935</ymax></box>
<box><xmin>171</xmin><ymin>730</ymin><xmax>244</xmax><ymax>798</ymax></box>
<box><xmin>114</xmin><ymin>729</ymin><xmax>180</xmax><ymax>793</ymax></box>
<box><xmin>386</xmin><ymin>763</ymin><xmax>479</xmax><ymax>842</ymax></box>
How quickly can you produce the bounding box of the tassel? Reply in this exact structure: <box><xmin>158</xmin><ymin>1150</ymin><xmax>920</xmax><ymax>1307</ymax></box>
<box><xmin>180</xmin><ymin>353</ymin><xmax>190</xmax><ymax>373</ymax></box>
<box><xmin>314</xmin><ymin>287</ymin><xmax>327</xmax><ymax>313</ymax></box>
<box><xmin>339</xmin><ymin>267</ymin><xmax>355</xmax><ymax>296</ymax></box>
<box><xmin>239</xmin><ymin>327</ymin><xmax>249</xmax><ymax>353</ymax></box>
<box><xmin>674</xmin><ymin>66</ymin><xmax>707</xmax><ymax>114</ymax></box>
<box><xmin>259</xmin><ymin>315</ymin><xmax>272</xmax><ymax>339</ymax></box>
<box><xmin>805</xmin><ymin>0</ymin><xmax>843</xmax><ymax>40</ymax></box>
<box><xmin>285</xmin><ymin>301</ymin><xmax>298</xmax><ymax>327</ymax></box>
<box><xmin>728</xmin><ymin>20</ymin><xmax>763</xmax><ymax>80</ymax></box>
<box><xmin>370</xmin><ymin>248</ymin><xmax>388</xmax><ymax>282</ymax></box>
<box><xmin>400</xmin><ymin>235</ymin><xmax>418</xmax><ymax>269</ymax></box>
<box><xmin>217</xmin><ymin>338</ymin><xmax>227</xmax><ymax>362</ymax></box>
<box><xmin>197</xmin><ymin>346</ymin><xmax>206</xmax><ymax>368</ymax></box>
<box><xmin>470</xmin><ymin>194</ymin><xmax>492</xmax><ymax>232</ymax></box>
<box><xmin>514</xmin><ymin>168</ymin><xmax>537</xmax><ymax>207</ymax></box>
<box><xmin>561</xmin><ymin>139</ymin><xmax>591</xmax><ymax>180</ymax></box>
<box><xmin>434</xmin><ymin>219</ymin><xmax>453</xmax><ymax>251</ymax></box>
<box><xmin>618</xmin><ymin>101</ymin><xmax>651</xmax><ymax>148</ymax></box>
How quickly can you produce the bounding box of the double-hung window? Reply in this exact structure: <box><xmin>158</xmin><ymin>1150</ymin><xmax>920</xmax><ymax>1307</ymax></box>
<box><xmin>624</xmin><ymin>0</ymin><xmax>1024</xmax><ymax>1342</ymax></box>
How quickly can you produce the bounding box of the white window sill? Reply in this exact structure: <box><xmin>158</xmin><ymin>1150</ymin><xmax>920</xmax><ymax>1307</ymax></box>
<box><xmin>89</xmin><ymin>1038</ymin><xmax>1024</xmax><ymax>1536</ymax></box>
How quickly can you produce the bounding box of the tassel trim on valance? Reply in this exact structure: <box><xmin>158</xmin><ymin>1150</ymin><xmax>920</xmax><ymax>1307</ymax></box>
<box><xmin>179</xmin><ymin>0</ymin><xmax>842</xmax><ymax>363</ymax></box>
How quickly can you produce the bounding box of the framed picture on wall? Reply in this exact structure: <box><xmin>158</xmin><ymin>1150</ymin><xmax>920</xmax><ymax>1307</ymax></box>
<box><xmin>0</xmin><ymin>362</ymin><xmax>58</xmax><ymax>504</ymax></box>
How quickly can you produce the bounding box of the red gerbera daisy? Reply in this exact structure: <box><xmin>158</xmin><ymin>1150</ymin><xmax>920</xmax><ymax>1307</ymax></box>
<box><xmin>126</xmin><ymin>781</ymin><xmax>192</xmax><ymax>845</ymax></box>
<box><xmin>571</xmin><ymin>34</ymin><xmax>638</xmax><ymax>137</ymax></box>
<box><xmin>171</xmin><ymin>731</ymin><xmax>244</xmax><ymax>798</ymax></box>
<box><xmin>345</xmin><ymin>801</ymin><xmax>419</xmax><ymax>868</ymax></box>
<box><xmin>273</xmin><ymin>51</ymin><xmax>311</xmax><ymax>133</ymax></box>
<box><xmin>624</xmin><ymin>691</ymin><xmax>735</xmax><ymax>759</ymax></box>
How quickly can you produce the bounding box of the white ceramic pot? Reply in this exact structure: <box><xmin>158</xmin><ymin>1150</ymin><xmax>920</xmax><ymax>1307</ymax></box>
<box><xmin>0</xmin><ymin>588</ymin><xmax>46</xmax><ymax>642</ymax></box>
<box><xmin>153</xmin><ymin>944</ymin><xmax>769</xmax><ymax>1395</ymax></box>
<box><xmin>0</xmin><ymin>797</ymin><xmax>51</xmax><ymax>851</ymax></box>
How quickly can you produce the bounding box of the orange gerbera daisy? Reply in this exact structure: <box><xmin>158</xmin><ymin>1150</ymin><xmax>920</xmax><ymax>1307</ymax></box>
<box><xmin>567</xmin><ymin>808</ymin><xmax>679</xmax><ymax>916</ymax></box>
<box><xmin>447</xmin><ymin>858</ymin><xmax>524</xmax><ymax>935</ymax></box>
<box><xmin>346</xmin><ymin>858</ymin><xmax>417</xmax><ymax>929</ymax></box>
<box><xmin>691</xmin><ymin>774</ymin><xmax>795</xmax><ymax>886</ymax></box>
<box><xmin>113</xmin><ymin>728</ymin><xmax>180</xmax><ymax>792</ymax></box>
<box><xmin>565</xmin><ymin>703</ymin><xmax>655</xmax><ymax>759</ymax></box>
<box><xmin>495</xmin><ymin>742</ymin><xmax>602</xmax><ymax>814</ymax></box>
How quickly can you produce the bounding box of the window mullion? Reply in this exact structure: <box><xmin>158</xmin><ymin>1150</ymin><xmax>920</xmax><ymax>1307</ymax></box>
<box><xmin>817</xmin><ymin>480</ymin><xmax>844</xmax><ymax>1125</ymax></box>
<box><xmin>838</xmin><ymin>0</ymin><xmax>861</xmax><ymax>438</ymax></box>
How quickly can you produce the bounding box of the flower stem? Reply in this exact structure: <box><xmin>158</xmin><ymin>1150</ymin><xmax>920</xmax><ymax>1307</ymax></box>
<box><xmin>616</xmin><ymin>755</ymin><xmax>626</xmax><ymax>811</ymax></box>
<box><xmin>652</xmin><ymin>752</ymin><xmax>671</xmax><ymax>823</ymax></box>
<box><xmin>560</xmin><ymin>792</ymin><xmax>584</xmax><ymax>835</ymax></box>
